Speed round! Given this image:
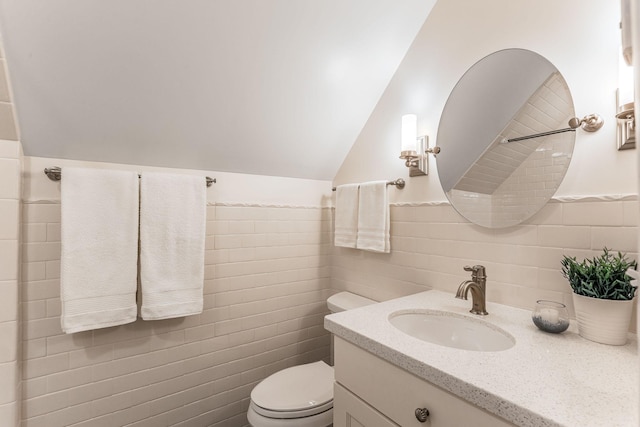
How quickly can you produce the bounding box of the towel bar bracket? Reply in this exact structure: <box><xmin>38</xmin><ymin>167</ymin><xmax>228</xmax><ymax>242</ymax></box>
<box><xmin>44</xmin><ymin>167</ymin><xmax>216</xmax><ymax>187</ymax></box>
<box><xmin>44</xmin><ymin>167</ymin><xmax>62</xmax><ymax>182</ymax></box>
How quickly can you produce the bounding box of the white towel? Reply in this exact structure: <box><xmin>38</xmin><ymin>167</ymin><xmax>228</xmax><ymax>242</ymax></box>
<box><xmin>60</xmin><ymin>167</ymin><xmax>139</xmax><ymax>333</ymax></box>
<box><xmin>334</xmin><ymin>184</ymin><xmax>359</xmax><ymax>248</ymax></box>
<box><xmin>139</xmin><ymin>172</ymin><xmax>206</xmax><ymax>320</ymax></box>
<box><xmin>356</xmin><ymin>181</ymin><xmax>390</xmax><ymax>253</ymax></box>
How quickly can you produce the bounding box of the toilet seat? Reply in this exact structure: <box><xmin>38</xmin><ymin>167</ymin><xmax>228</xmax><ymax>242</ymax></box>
<box><xmin>247</xmin><ymin>405</ymin><xmax>333</xmax><ymax>427</ymax></box>
<box><xmin>250</xmin><ymin>361</ymin><xmax>334</xmax><ymax>419</ymax></box>
<box><xmin>250</xmin><ymin>400</ymin><xmax>333</xmax><ymax>419</ymax></box>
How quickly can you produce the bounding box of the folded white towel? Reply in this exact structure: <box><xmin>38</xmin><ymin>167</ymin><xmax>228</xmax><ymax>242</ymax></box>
<box><xmin>60</xmin><ymin>167</ymin><xmax>139</xmax><ymax>333</ymax></box>
<box><xmin>139</xmin><ymin>172</ymin><xmax>206</xmax><ymax>320</ymax></box>
<box><xmin>356</xmin><ymin>181</ymin><xmax>390</xmax><ymax>253</ymax></box>
<box><xmin>334</xmin><ymin>184</ymin><xmax>359</xmax><ymax>248</ymax></box>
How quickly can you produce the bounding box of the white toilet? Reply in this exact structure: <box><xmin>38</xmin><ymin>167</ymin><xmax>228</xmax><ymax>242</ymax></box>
<box><xmin>247</xmin><ymin>292</ymin><xmax>376</xmax><ymax>427</ymax></box>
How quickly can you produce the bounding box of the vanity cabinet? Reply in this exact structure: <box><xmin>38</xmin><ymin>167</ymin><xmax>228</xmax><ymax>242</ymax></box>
<box><xmin>333</xmin><ymin>337</ymin><xmax>515</xmax><ymax>427</ymax></box>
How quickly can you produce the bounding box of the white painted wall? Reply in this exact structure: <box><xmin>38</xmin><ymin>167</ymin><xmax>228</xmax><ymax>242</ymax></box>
<box><xmin>334</xmin><ymin>0</ymin><xmax>637</xmax><ymax>203</ymax></box>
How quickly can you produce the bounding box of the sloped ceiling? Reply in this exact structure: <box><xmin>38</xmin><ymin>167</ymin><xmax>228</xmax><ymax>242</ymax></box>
<box><xmin>0</xmin><ymin>0</ymin><xmax>436</xmax><ymax>180</ymax></box>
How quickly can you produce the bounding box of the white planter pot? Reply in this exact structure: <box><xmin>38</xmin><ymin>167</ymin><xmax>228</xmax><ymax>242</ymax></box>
<box><xmin>572</xmin><ymin>293</ymin><xmax>634</xmax><ymax>345</ymax></box>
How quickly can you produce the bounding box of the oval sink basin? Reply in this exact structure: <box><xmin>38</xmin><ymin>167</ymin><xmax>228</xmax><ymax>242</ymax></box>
<box><xmin>388</xmin><ymin>310</ymin><xmax>515</xmax><ymax>352</ymax></box>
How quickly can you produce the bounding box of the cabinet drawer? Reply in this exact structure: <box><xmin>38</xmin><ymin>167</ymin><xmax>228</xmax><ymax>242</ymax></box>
<box><xmin>334</xmin><ymin>337</ymin><xmax>514</xmax><ymax>427</ymax></box>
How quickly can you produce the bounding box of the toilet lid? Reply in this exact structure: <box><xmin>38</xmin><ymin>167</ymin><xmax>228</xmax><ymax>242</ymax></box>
<box><xmin>327</xmin><ymin>292</ymin><xmax>376</xmax><ymax>313</ymax></box>
<box><xmin>251</xmin><ymin>361</ymin><xmax>334</xmax><ymax>413</ymax></box>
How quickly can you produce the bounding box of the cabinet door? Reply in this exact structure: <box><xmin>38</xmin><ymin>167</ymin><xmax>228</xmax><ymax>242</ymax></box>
<box><xmin>334</xmin><ymin>383</ymin><xmax>399</xmax><ymax>427</ymax></box>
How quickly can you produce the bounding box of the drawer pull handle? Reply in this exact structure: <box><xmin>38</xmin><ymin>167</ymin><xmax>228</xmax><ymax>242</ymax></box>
<box><xmin>415</xmin><ymin>407</ymin><xmax>430</xmax><ymax>422</ymax></box>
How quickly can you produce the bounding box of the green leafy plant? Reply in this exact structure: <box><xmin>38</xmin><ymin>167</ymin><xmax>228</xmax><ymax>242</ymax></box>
<box><xmin>561</xmin><ymin>248</ymin><xmax>638</xmax><ymax>300</ymax></box>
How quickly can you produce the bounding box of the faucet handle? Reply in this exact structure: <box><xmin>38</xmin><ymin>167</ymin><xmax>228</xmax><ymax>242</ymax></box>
<box><xmin>473</xmin><ymin>264</ymin><xmax>486</xmax><ymax>276</ymax></box>
<box><xmin>463</xmin><ymin>265</ymin><xmax>486</xmax><ymax>280</ymax></box>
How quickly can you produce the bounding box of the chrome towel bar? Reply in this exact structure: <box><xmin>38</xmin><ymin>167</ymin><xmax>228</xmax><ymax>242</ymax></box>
<box><xmin>44</xmin><ymin>166</ymin><xmax>216</xmax><ymax>187</ymax></box>
<box><xmin>332</xmin><ymin>178</ymin><xmax>405</xmax><ymax>191</ymax></box>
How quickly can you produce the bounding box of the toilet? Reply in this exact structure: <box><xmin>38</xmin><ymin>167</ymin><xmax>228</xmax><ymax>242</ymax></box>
<box><xmin>247</xmin><ymin>292</ymin><xmax>376</xmax><ymax>427</ymax></box>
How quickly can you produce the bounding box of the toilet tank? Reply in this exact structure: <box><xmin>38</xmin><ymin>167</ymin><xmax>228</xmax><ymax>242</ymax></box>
<box><xmin>327</xmin><ymin>292</ymin><xmax>376</xmax><ymax>313</ymax></box>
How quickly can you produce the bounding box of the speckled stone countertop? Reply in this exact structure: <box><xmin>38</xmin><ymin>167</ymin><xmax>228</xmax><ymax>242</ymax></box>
<box><xmin>324</xmin><ymin>290</ymin><xmax>638</xmax><ymax>427</ymax></box>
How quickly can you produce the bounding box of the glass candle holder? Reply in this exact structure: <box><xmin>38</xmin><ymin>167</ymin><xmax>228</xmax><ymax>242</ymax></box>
<box><xmin>532</xmin><ymin>300</ymin><xmax>570</xmax><ymax>334</ymax></box>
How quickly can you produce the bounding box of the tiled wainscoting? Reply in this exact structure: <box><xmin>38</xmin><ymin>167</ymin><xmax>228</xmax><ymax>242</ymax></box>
<box><xmin>0</xmin><ymin>140</ymin><xmax>21</xmax><ymax>426</ymax></box>
<box><xmin>332</xmin><ymin>198</ymin><xmax>639</xmax><ymax>320</ymax></box>
<box><xmin>17</xmin><ymin>195</ymin><xmax>638</xmax><ymax>426</ymax></box>
<box><xmin>20</xmin><ymin>203</ymin><xmax>331</xmax><ymax>427</ymax></box>
<box><xmin>0</xmin><ymin>35</ymin><xmax>23</xmax><ymax>426</ymax></box>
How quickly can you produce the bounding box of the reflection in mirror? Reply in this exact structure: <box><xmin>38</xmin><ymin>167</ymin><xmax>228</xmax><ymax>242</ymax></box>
<box><xmin>436</xmin><ymin>49</ymin><xmax>575</xmax><ymax>228</ymax></box>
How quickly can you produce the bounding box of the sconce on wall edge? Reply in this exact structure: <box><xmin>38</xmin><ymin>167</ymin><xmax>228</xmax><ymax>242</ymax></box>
<box><xmin>399</xmin><ymin>114</ymin><xmax>441</xmax><ymax>177</ymax></box>
<box><xmin>615</xmin><ymin>89</ymin><xmax>635</xmax><ymax>150</ymax></box>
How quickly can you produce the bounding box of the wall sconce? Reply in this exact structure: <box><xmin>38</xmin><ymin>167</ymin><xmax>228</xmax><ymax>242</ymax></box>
<box><xmin>399</xmin><ymin>114</ymin><xmax>440</xmax><ymax>177</ymax></box>
<box><xmin>617</xmin><ymin>13</ymin><xmax>635</xmax><ymax>150</ymax></box>
<box><xmin>616</xmin><ymin>90</ymin><xmax>635</xmax><ymax>150</ymax></box>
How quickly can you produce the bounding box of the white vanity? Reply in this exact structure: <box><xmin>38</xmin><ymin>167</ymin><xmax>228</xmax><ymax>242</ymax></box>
<box><xmin>333</xmin><ymin>337</ymin><xmax>514</xmax><ymax>426</ymax></box>
<box><xmin>324</xmin><ymin>290</ymin><xmax>638</xmax><ymax>427</ymax></box>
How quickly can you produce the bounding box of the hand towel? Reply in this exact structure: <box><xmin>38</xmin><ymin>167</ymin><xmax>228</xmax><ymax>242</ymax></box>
<box><xmin>356</xmin><ymin>181</ymin><xmax>390</xmax><ymax>253</ymax></box>
<box><xmin>334</xmin><ymin>184</ymin><xmax>359</xmax><ymax>248</ymax></box>
<box><xmin>139</xmin><ymin>172</ymin><xmax>206</xmax><ymax>320</ymax></box>
<box><xmin>60</xmin><ymin>167</ymin><xmax>139</xmax><ymax>333</ymax></box>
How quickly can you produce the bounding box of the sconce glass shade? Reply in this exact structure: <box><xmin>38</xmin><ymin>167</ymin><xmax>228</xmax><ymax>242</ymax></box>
<box><xmin>401</xmin><ymin>114</ymin><xmax>417</xmax><ymax>153</ymax></box>
<box><xmin>618</xmin><ymin>50</ymin><xmax>634</xmax><ymax>107</ymax></box>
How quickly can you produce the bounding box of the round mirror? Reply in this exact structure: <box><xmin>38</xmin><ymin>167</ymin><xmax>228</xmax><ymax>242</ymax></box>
<box><xmin>436</xmin><ymin>49</ymin><xmax>575</xmax><ymax>228</ymax></box>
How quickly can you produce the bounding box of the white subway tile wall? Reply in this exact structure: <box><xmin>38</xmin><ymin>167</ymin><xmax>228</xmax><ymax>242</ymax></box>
<box><xmin>14</xmin><ymin>193</ymin><xmax>640</xmax><ymax>427</ymax></box>
<box><xmin>0</xmin><ymin>31</ymin><xmax>22</xmax><ymax>427</ymax></box>
<box><xmin>20</xmin><ymin>203</ymin><xmax>331</xmax><ymax>427</ymax></box>
<box><xmin>331</xmin><ymin>200</ymin><xmax>638</xmax><ymax>323</ymax></box>
<box><xmin>0</xmin><ymin>145</ymin><xmax>21</xmax><ymax>427</ymax></box>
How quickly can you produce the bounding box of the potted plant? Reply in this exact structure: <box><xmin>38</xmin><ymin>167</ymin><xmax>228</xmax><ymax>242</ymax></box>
<box><xmin>561</xmin><ymin>248</ymin><xmax>638</xmax><ymax>345</ymax></box>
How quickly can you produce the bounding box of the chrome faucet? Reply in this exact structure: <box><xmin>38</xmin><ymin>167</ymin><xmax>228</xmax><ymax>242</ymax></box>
<box><xmin>455</xmin><ymin>265</ymin><xmax>488</xmax><ymax>315</ymax></box>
